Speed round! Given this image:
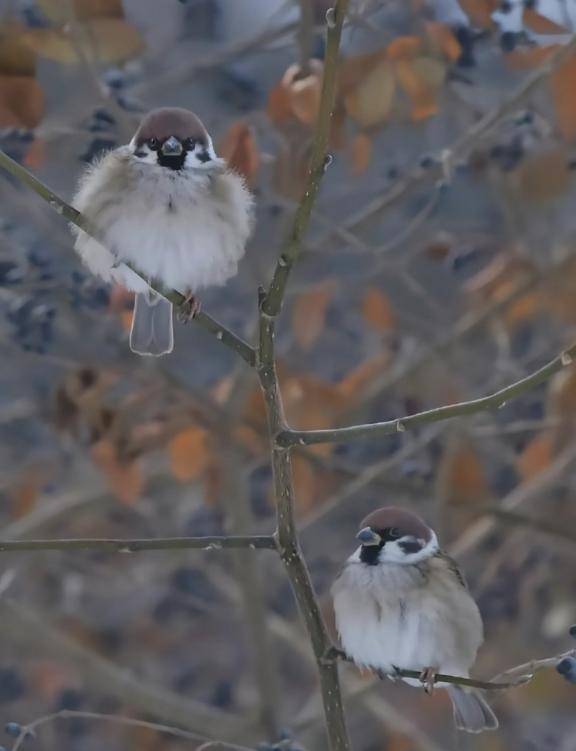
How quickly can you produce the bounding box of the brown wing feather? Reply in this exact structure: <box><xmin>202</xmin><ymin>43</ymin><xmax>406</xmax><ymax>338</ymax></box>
<box><xmin>434</xmin><ymin>549</ymin><xmax>468</xmax><ymax>589</ymax></box>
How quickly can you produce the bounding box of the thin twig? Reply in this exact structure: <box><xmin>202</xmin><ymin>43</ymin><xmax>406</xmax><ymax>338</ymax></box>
<box><xmin>277</xmin><ymin>344</ymin><xmax>576</xmax><ymax>446</ymax></box>
<box><xmin>310</xmin><ymin>35</ymin><xmax>576</xmax><ymax>254</ymax></box>
<box><xmin>0</xmin><ymin>148</ymin><xmax>256</xmax><ymax>366</ymax></box>
<box><xmin>262</xmin><ymin>3</ymin><xmax>348</xmax><ymax>317</ymax></box>
<box><xmin>0</xmin><ymin>536</ymin><xmax>277</xmax><ymax>553</ymax></box>
<box><xmin>9</xmin><ymin>709</ymin><xmax>253</xmax><ymax>751</ymax></box>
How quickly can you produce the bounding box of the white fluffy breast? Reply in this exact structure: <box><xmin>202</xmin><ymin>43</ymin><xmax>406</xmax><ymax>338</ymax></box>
<box><xmin>332</xmin><ymin>549</ymin><xmax>484</xmax><ymax>684</ymax></box>
<box><xmin>71</xmin><ymin>148</ymin><xmax>253</xmax><ymax>294</ymax></box>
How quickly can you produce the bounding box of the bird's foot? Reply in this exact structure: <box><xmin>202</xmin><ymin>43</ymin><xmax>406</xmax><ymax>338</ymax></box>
<box><xmin>178</xmin><ymin>292</ymin><xmax>201</xmax><ymax>323</ymax></box>
<box><xmin>419</xmin><ymin>666</ymin><xmax>438</xmax><ymax>695</ymax></box>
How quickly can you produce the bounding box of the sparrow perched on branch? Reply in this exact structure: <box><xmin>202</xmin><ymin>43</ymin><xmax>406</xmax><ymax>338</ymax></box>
<box><xmin>72</xmin><ymin>107</ymin><xmax>253</xmax><ymax>356</ymax></box>
<box><xmin>332</xmin><ymin>506</ymin><xmax>498</xmax><ymax>733</ymax></box>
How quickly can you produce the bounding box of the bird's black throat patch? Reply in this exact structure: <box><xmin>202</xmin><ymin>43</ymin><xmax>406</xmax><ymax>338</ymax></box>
<box><xmin>157</xmin><ymin>152</ymin><xmax>186</xmax><ymax>170</ymax></box>
<box><xmin>359</xmin><ymin>543</ymin><xmax>384</xmax><ymax>566</ymax></box>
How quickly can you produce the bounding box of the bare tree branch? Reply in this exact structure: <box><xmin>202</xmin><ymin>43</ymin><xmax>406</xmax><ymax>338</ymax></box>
<box><xmin>256</xmin><ymin>3</ymin><xmax>351</xmax><ymax>750</ymax></box>
<box><xmin>277</xmin><ymin>344</ymin><xmax>576</xmax><ymax>446</ymax></box>
<box><xmin>0</xmin><ymin>535</ymin><xmax>277</xmax><ymax>553</ymax></box>
<box><xmin>8</xmin><ymin>709</ymin><xmax>253</xmax><ymax>751</ymax></box>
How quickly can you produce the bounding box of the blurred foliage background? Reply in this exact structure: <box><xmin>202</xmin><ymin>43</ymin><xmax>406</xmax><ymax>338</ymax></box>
<box><xmin>1</xmin><ymin>0</ymin><xmax>576</xmax><ymax>749</ymax></box>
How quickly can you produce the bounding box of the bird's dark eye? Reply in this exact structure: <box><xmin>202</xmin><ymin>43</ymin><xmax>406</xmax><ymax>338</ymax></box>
<box><xmin>184</xmin><ymin>138</ymin><xmax>196</xmax><ymax>150</ymax></box>
<box><xmin>387</xmin><ymin>528</ymin><xmax>401</xmax><ymax>539</ymax></box>
<box><xmin>147</xmin><ymin>138</ymin><xmax>159</xmax><ymax>150</ymax></box>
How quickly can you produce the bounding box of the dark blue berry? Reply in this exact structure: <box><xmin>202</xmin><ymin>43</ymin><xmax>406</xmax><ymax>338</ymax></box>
<box><xmin>556</xmin><ymin>656</ymin><xmax>576</xmax><ymax>684</ymax></box>
<box><xmin>0</xmin><ymin>669</ymin><xmax>25</xmax><ymax>703</ymax></box>
<box><xmin>569</xmin><ymin>624</ymin><xmax>576</xmax><ymax>639</ymax></box>
<box><xmin>5</xmin><ymin>722</ymin><xmax>21</xmax><ymax>738</ymax></box>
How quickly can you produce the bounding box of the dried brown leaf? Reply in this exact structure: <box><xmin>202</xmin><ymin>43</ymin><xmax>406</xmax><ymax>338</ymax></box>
<box><xmin>91</xmin><ymin>439</ymin><xmax>143</xmax><ymax>505</ymax></box>
<box><xmin>24</xmin><ymin>19</ymin><xmax>143</xmax><ymax>64</ymax></box>
<box><xmin>362</xmin><ymin>287</ymin><xmax>395</xmax><ymax>331</ymax></box>
<box><xmin>344</xmin><ymin>59</ymin><xmax>396</xmax><ymax>128</ymax></box>
<box><xmin>0</xmin><ymin>75</ymin><xmax>43</xmax><ymax>128</ymax></box>
<box><xmin>517</xmin><ymin>432</ymin><xmax>553</xmax><ymax>480</ymax></box>
<box><xmin>292</xmin><ymin>279</ymin><xmax>337</xmax><ymax>350</ymax></box>
<box><xmin>168</xmin><ymin>425</ymin><xmax>211</xmax><ymax>482</ymax></box>
<box><xmin>37</xmin><ymin>0</ymin><xmax>124</xmax><ymax>23</ymax></box>
<box><xmin>349</xmin><ymin>132</ymin><xmax>372</xmax><ymax>175</ymax></box>
<box><xmin>218</xmin><ymin>121</ymin><xmax>260</xmax><ymax>186</ymax></box>
<box><xmin>551</xmin><ymin>54</ymin><xmax>576</xmax><ymax>142</ymax></box>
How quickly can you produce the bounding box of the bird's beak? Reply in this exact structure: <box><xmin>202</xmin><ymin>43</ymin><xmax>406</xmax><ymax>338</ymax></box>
<box><xmin>161</xmin><ymin>136</ymin><xmax>183</xmax><ymax>156</ymax></box>
<box><xmin>356</xmin><ymin>527</ymin><xmax>382</xmax><ymax>546</ymax></box>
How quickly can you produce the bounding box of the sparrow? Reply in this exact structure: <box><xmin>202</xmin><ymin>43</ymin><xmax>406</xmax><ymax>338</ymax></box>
<box><xmin>71</xmin><ymin>107</ymin><xmax>253</xmax><ymax>356</ymax></box>
<box><xmin>332</xmin><ymin>506</ymin><xmax>498</xmax><ymax>733</ymax></box>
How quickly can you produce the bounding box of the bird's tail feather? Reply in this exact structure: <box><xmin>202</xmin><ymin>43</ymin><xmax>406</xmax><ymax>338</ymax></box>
<box><xmin>130</xmin><ymin>291</ymin><xmax>174</xmax><ymax>356</ymax></box>
<box><xmin>448</xmin><ymin>685</ymin><xmax>498</xmax><ymax>733</ymax></box>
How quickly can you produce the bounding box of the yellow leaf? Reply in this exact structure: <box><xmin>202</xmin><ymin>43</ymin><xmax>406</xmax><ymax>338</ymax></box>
<box><xmin>37</xmin><ymin>0</ymin><xmax>124</xmax><ymax>23</ymax></box>
<box><xmin>349</xmin><ymin>132</ymin><xmax>372</xmax><ymax>176</ymax></box>
<box><xmin>218</xmin><ymin>121</ymin><xmax>260</xmax><ymax>186</ymax></box>
<box><xmin>362</xmin><ymin>287</ymin><xmax>395</xmax><ymax>331</ymax></box>
<box><xmin>292</xmin><ymin>280</ymin><xmax>336</xmax><ymax>351</ymax></box>
<box><xmin>24</xmin><ymin>19</ymin><xmax>143</xmax><ymax>64</ymax></box>
<box><xmin>551</xmin><ymin>54</ymin><xmax>576</xmax><ymax>142</ymax></box>
<box><xmin>168</xmin><ymin>426</ymin><xmax>211</xmax><ymax>482</ymax></box>
<box><xmin>0</xmin><ymin>76</ymin><xmax>44</xmax><ymax>128</ymax></box>
<box><xmin>344</xmin><ymin>59</ymin><xmax>396</xmax><ymax>128</ymax></box>
<box><xmin>91</xmin><ymin>440</ymin><xmax>143</xmax><ymax>505</ymax></box>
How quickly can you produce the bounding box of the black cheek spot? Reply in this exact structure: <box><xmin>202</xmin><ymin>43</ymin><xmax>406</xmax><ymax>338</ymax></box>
<box><xmin>400</xmin><ymin>541</ymin><xmax>423</xmax><ymax>555</ymax></box>
<box><xmin>134</xmin><ymin>149</ymin><xmax>147</xmax><ymax>158</ymax></box>
<box><xmin>197</xmin><ymin>150</ymin><xmax>211</xmax><ymax>164</ymax></box>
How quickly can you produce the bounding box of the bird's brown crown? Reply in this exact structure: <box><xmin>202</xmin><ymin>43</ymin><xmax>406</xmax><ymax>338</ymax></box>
<box><xmin>133</xmin><ymin>108</ymin><xmax>208</xmax><ymax>147</ymax></box>
<box><xmin>360</xmin><ymin>506</ymin><xmax>431</xmax><ymax>541</ymax></box>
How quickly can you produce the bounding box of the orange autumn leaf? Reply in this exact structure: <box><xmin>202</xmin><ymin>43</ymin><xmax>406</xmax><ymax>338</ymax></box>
<box><xmin>551</xmin><ymin>54</ymin><xmax>576</xmax><ymax>142</ymax></box>
<box><xmin>517</xmin><ymin>432</ymin><xmax>553</xmax><ymax>481</ymax></box>
<box><xmin>9</xmin><ymin>478</ymin><xmax>40</xmax><ymax>519</ymax></box>
<box><xmin>168</xmin><ymin>425</ymin><xmax>211</xmax><ymax>481</ymax></box>
<box><xmin>0</xmin><ymin>75</ymin><xmax>43</xmax><ymax>127</ymax></box>
<box><xmin>386</xmin><ymin>36</ymin><xmax>422</xmax><ymax>60</ymax></box>
<box><xmin>425</xmin><ymin>22</ymin><xmax>462</xmax><ymax>62</ymax></box>
<box><xmin>91</xmin><ymin>439</ymin><xmax>143</xmax><ymax>505</ymax></box>
<box><xmin>506</xmin><ymin>45</ymin><xmax>557</xmax><ymax>69</ymax></box>
<box><xmin>337</xmin><ymin>353</ymin><xmax>391</xmax><ymax>401</ymax></box>
<box><xmin>456</xmin><ymin>0</ymin><xmax>497</xmax><ymax>28</ymax></box>
<box><xmin>503</xmin><ymin>291</ymin><xmax>541</xmax><ymax>328</ymax></box>
<box><xmin>514</xmin><ymin>148</ymin><xmax>570</xmax><ymax>202</ymax></box>
<box><xmin>219</xmin><ymin>121</ymin><xmax>260</xmax><ymax>186</ymax></box>
<box><xmin>438</xmin><ymin>443</ymin><xmax>489</xmax><ymax>505</ymax></box>
<box><xmin>0</xmin><ymin>24</ymin><xmax>36</xmax><ymax>76</ymax></box>
<box><xmin>523</xmin><ymin>8</ymin><xmax>568</xmax><ymax>34</ymax></box>
<box><xmin>24</xmin><ymin>137</ymin><xmax>46</xmax><ymax>168</ymax></box>
<box><xmin>267</xmin><ymin>80</ymin><xmax>294</xmax><ymax>126</ymax></box>
<box><xmin>362</xmin><ymin>287</ymin><xmax>395</xmax><ymax>331</ymax></box>
<box><xmin>292</xmin><ymin>279</ymin><xmax>337</xmax><ymax>350</ymax></box>
<box><xmin>350</xmin><ymin>132</ymin><xmax>372</xmax><ymax>175</ymax></box>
